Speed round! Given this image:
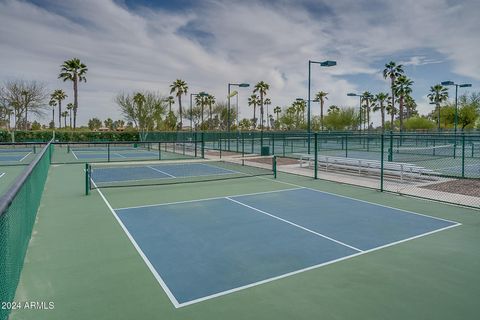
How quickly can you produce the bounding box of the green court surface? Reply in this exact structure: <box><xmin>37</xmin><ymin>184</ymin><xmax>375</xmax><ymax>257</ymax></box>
<box><xmin>0</xmin><ymin>166</ymin><xmax>26</xmax><ymax>196</ymax></box>
<box><xmin>9</xmin><ymin>163</ymin><xmax>480</xmax><ymax>320</ymax></box>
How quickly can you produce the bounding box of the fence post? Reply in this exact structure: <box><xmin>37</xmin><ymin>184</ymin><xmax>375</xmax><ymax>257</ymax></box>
<box><xmin>107</xmin><ymin>143</ymin><xmax>111</xmax><ymax>162</ymax></box>
<box><xmin>380</xmin><ymin>133</ymin><xmax>384</xmax><ymax>192</ymax></box>
<box><xmin>85</xmin><ymin>163</ymin><xmax>90</xmax><ymax>196</ymax></box>
<box><xmin>201</xmin><ymin>132</ymin><xmax>205</xmax><ymax>159</ymax></box>
<box><xmin>388</xmin><ymin>131</ymin><xmax>393</xmax><ymax>162</ymax></box>
<box><xmin>345</xmin><ymin>134</ymin><xmax>348</xmax><ymax>158</ymax></box>
<box><xmin>242</xmin><ymin>132</ymin><xmax>245</xmax><ymax>157</ymax></box>
<box><xmin>194</xmin><ymin>131</ymin><xmax>197</xmax><ymax>157</ymax></box>
<box><xmin>158</xmin><ymin>142</ymin><xmax>161</xmax><ymax>160</ymax></box>
<box><xmin>314</xmin><ymin>133</ymin><xmax>318</xmax><ymax>179</ymax></box>
<box><xmin>462</xmin><ymin>132</ymin><xmax>465</xmax><ymax>178</ymax></box>
<box><xmin>273</xmin><ymin>155</ymin><xmax>277</xmax><ymax>179</ymax></box>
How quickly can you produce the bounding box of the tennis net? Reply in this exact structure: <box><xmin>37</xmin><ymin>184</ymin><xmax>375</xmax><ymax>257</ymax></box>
<box><xmin>86</xmin><ymin>155</ymin><xmax>276</xmax><ymax>192</ymax></box>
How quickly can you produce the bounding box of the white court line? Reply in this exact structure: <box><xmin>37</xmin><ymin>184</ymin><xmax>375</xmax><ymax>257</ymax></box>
<box><xmin>115</xmin><ymin>187</ymin><xmax>304</xmax><ymax>211</ymax></box>
<box><xmin>71</xmin><ymin>150</ymin><xmax>79</xmax><ymax>160</ymax></box>
<box><xmin>225</xmin><ymin>197</ymin><xmax>363</xmax><ymax>252</ymax></box>
<box><xmin>0</xmin><ymin>172</ymin><xmax>5</xmax><ymax>179</ymax></box>
<box><xmin>147</xmin><ymin>166</ymin><xmax>176</xmax><ymax>178</ymax></box>
<box><xmin>92</xmin><ymin>179</ymin><xmax>182</xmax><ymax>308</ymax></box>
<box><xmin>114</xmin><ymin>153</ymin><xmax>127</xmax><ymax>158</ymax></box>
<box><xmin>19</xmin><ymin>152</ymin><xmax>32</xmax><ymax>162</ymax></box>
<box><xmin>255</xmin><ymin>176</ymin><xmax>461</xmax><ymax>225</ymax></box>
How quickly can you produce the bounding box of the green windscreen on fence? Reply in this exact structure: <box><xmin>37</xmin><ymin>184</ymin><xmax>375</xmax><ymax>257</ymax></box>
<box><xmin>0</xmin><ymin>142</ymin><xmax>51</xmax><ymax>320</ymax></box>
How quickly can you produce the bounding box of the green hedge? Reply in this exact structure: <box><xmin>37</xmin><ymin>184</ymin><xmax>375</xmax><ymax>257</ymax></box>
<box><xmin>0</xmin><ymin>131</ymin><xmax>140</xmax><ymax>142</ymax></box>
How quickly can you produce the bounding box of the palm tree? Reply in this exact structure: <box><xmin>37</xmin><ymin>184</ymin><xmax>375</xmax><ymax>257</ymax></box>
<box><xmin>361</xmin><ymin>91</ymin><xmax>373</xmax><ymax>131</ymax></box>
<box><xmin>372</xmin><ymin>93</ymin><xmax>389</xmax><ymax>131</ymax></box>
<box><xmin>195</xmin><ymin>94</ymin><xmax>207</xmax><ymax>128</ymax></box>
<box><xmin>49</xmin><ymin>99</ymin><xmax>56</xmax><ymax>129</ymax></box>
<box><xmin>314</xmin><ymin>91</ymin><xmax>328</xmax><ymax>130</ymax></box>
<box><xmin>386</xmin><ymin>102</ymin><xmax>397</xmax><ymax>130</ymax></box>
<box><xmin>383</xmin><ymin>61</ymin><xmax>404</xmax><ymax>130</ymax></box>
<box><xmin>166</xmin><ymin>96</ymin><xmax>175</xmax><ymax>113</ymax></box>
<box><xmin>51</xmin><ymin>89</ymin><xmax>67</xmax><ymax>128</ymax></box>
<box><xmin>253</xmin><ymin>81</ymin><xmax>270</xmax><ymax>129</ymax></box>
<box><xmin>169</xmin><ymin>79</ymin><xmax>188</xmax><ymax>129</ymax></box>
<box><xmin>404</xmin><ymin>95</ymin><xmax>417</xmax><ymax>118</ymax></box>
<box><xmin>274</xmin><ymin>106</ymin><xmax>282</xmax><ymax>122</ymax></box>
<box><xmin>206</xmin><ymin>94</ymin><xmax>215</xmax><ymax>121</ymax></box>
<box><xmin>328</xmin><ymin>105</ymin><xmax>339</xmax><ymax>113</ymax></box>
<box><xmin>248</xmin><ymin>94</ymin><xmax>260</xmax><ymax>128</ymax></box>
<box><xmin>393</xmin><ymin>75</ymin><xmax>413</xmax><ymax>131</ymax></box>
<box><xmin>61</xmin><ymin>111</ymin><xmax>68</xmax><ymax>128</ymax></box>
<box><xmin>427</xmin><ymin>84</ymin><xmax>449</xmax><ymax>130</ymax></box>
<box><xmin>66</xmin><ymin>103</ymin><xmax>73</xmax><ymax>128</ymax></box>
<box><xmin>264</xmin><ymin>98</ymin><xmax>271</xmax><ymax>129</ymax></box>
<box><xmin>58</xmin><ymin>58</ymin><xmax>87</xmax><ymax>130</ymax></box>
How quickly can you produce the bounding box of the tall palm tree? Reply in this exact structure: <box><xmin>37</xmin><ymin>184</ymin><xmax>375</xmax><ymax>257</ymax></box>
<box><xmin>248</xmin><ymin>94</ymin><xmax>260</xmax><ymax>128</ymax></box>
<box><xmin>383</xmin><ymin>61</ymin><xmax>404</xmax><ymax>130</ymax></box>
<box><xmin>264</xmin><ymin>98</ymin><xmax>271</xmax><ymax>129</ymax></box>
<box><xmin>393</xmin><ymin>75</ymin><xmax>413</xmax><ymax>131</ymax></box>
<box><xmin>253</xmin><ymin>81</ymin><xmax>270</xmax><ymax>129</ymax></box>
<box><xmin>61</xmin><ymin>111</ymin><xmax>68</xmax><ymax>128</ymax></box>
<box><xmin>361</xmin><ymin>91</ymin><xmax>373</xmax><ymax>131</ymax></box>
<box><xmin>166</xmin><ymin>96</ymin><xmax>175</xmax><ymax>113</ymax></box>
<box><xmin>372</xmin><ymin>93</ymin><xmax>389</xmax><ymax>131</ymax></box>
<box><xmin>169</xmin><ymin>79</ymin><xmax>188</xmax><ymax>129</ymax></box>
<box><xmin>206</xmin><ymin>94</ymin><xmax>215</xmax><ymax>121</ymax></box>
<box><xmin>314</xmin><ymin>91</ymin><xmax>328</xmax><ymax>130</ymax></box>
<box><xmin>195</xmin><ymin>94</ymin><xmax>208</xmax><ymax>128</ymax></box>
<box><xmin>66</xmin><ymin>103</ymin><xmax>73</xmax><ymax>128</ymax></box>
<box><xmin>58</xmin><ymin>58</ymin><xmax>87</xmax><ymax>130</ymax></box>
<box><xmin>404</xmin><ymin>95</ymin><xmax>417</xmax><ymax>118</ymax></box>
<box><xmin>386</xmin><ymin>102</ymin><xmax>397</xmax><ymax>130</ymax></box>
<box><xmin>273</xmin><ymin>106</ymin><xmax>282</xmax><ymax>122</ymax></box>
<box><xmin>49</xmin><ymin>99</ymin><xmax>56</xmax><ymax>129</ymax></box>
<box><xmin>51</xmin><ymin>89</ymin><xmax>67</xmax><ymax>128</ymax></box>
<box><xmin>427</xmin><ymin>84</ymin><xmax>449</xmax><ymax>130</ymax></box>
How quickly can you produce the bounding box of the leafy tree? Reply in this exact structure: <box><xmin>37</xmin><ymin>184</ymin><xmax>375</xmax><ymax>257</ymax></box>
<box><xmin>403</xmin><ymin>116</ymin><xmax>436</xmax><ymax>131</ymax></box>
<box><xmin>323</xmin><ymin>107</ymin><xmax>359</xmax><ymax>131</ymax></box>
<box><xmin>58</xmin><ymin>58</ymin><xmax>88</xmax><ymax>130</ymax></box>
<box><xmin>169</xmin><ymin>79</ymin><xmax>188</xmax><ymax>128</ymax></box>
<box><xmin>88</xmin><ymin>117</ymin><xmax>102</xmax><ymax>130</ymax></box>
<box><xmin>458</xmin><ymin>105</ymin><xmax>478</xmax><ymax>130</ymax></box>
<box><xmin>383</xmin><ymin>61</ymin><xmax>404</xmax><ymax>130</ymax></box>
<box><xmin>51</xmin><ymin>89</ymin><xmax>67</xmax><ymax>128</ymax></box>
<box><xmin>31</xmin><ymin>120</ymin><xmax>41</xmax><ymax>130</ymax></box>
<box><xmin>253</xmin><ymin>81</ymin><xmax>269</xmax><ymax>129</ymax></box>
<box><xmin>393</xmin><ymin>75</ymin><xmax>413</xmax><ymax>131</ymax></box>
<box><xmin>238</xmin><ymin>118</ymin><xmax>252</xmax><ymax>130</ymax></box>
<box><xmin>116</xmin><ymin>91</ymin><xmax>166</xmax><ymax>133</ymax></box>
<box><xmin>314</xmin><ymin>91</ymin><xmax>328</xmax><ymax>130</ymax></box>
<box><xmin>0</xmin><ymin>80</ymin><xmax>48</xmax><ymax>130</ymax></box>
<box><xmin>104</xmin><ymin>118</ymin><xmax>114</xmax><ymax>130</ymax></box>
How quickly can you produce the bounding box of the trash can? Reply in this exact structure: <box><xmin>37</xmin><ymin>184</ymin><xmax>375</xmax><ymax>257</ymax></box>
<box><xmin>261</xmin><ymin>146</ymin><xmax>270</xmax><ymax>156</ymax></box>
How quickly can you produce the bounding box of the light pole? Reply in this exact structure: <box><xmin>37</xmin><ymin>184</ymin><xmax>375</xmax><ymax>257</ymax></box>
<box><xmin>190</xmin><ymin>92</ymin><xmax>208</xmax><ymax>131</ymax></box>
<box><xmin>307</xmin><ymin>60</ymin><xmax>336</xmax><ymax>153</ymax></box>
<box><xmin>228</xmin><ymin>83</ymin><xmax>250</xmax><ymax>132</ymax></box>
<box><xmin>441</xmin><ymin>81</ymin><xmax>472</xmax><ymax>132</ymax></box>
<box><xmin>347</xmin><ymin>93</ymin><xmax>363</xmax><ymax>132</ymax></box>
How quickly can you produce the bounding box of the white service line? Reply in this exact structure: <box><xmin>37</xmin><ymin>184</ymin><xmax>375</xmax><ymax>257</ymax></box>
<box><xmin>225</xmin><ymin>197</ymin><xmax>363</xmax><ymax>252</ymax></box>
<box><xmin>71</xmin><ymin>150</ymin><xmax>79</xmax><ymax>160</ymax></box>
<box><xmin>113</xmin><ymin>153</ymin><xmax>127</xmax><ymax>158</ymax></box>
<box><xmin>19</xmin><ymin>152</ymin><xmax>32</xmax><ymax>162</ymax></box>
<box><xmin>147</xmin><ymin>166</ymin><xmax>176</xmax><ymax>178</ymax></box>
<box><xmin>0</xmin><ymin>172</ymin><xmax>5</xmax><ymax>179</ymax></box>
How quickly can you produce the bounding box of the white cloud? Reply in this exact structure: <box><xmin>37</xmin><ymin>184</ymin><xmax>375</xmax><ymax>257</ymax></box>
<box><xmin>0</xmin><ymin>0</ymin><xmax>478</xmax><ymax>126</ymax></box>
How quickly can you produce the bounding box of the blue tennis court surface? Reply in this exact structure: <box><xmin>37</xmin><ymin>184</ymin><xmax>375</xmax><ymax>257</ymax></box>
<box><xmin>72</xmin><ymin>150</ymin><xmax>159</xmax><ymax>160</ymax></box>
<box><xmin>110</xmin><ymin>188</ymin><xmax>459</xmax><ymax>307</ymax></box>
<box><xmin>93</xmin><ymin>163</ymin><xmax>236</xmax><ymax>184</ymax></box>
<box><xmin>0</xmin><ymin>152</ymin><xmax>31</xmax><ymax>162</ymax></box>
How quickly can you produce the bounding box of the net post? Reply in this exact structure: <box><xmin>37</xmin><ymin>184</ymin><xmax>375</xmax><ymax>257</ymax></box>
<box><xmin>282</xmin><ymin>132</ymin><xmax>286</xmax><ymax>157</ymax></box>
<box><xmin>314</xmin><ymin>133</ymin><xmax>318</xmax><ymax>179</ymax></box>
<box><xmin>107</xmin><ymin>143</ymin><xmax>111</xmax><ymax>162</ymax></box>
<box><xmin>462</xmin><ymin>132</ymin><xmax>465</xmax><ymax>178</ymax></box>
<box><xmin>380</xmin><ymin>133</ymin><xmax>384</xmax><ymax>192</ymax></box>
<box><xmin>273</xmin><ymin>155</ymin><xmax>277</xmax><ymax>179</ymax></box>
<box><xmin>85</xmin><ymin>163</ymin><xmax>90</xmax><ymax>195</ymax></box>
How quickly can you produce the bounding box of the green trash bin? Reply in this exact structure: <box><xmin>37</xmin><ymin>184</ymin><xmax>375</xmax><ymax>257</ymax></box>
<box><xmin>261</xmin><ymin>146</ymin><xmax>270</xmax><ymax>156</ymax></box>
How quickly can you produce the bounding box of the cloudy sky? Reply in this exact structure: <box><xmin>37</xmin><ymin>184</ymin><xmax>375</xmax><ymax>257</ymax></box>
<box><xmin>1</xmin><ymin>0</ymin><xmax>479</xmax><ymax>126</ymax></box>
